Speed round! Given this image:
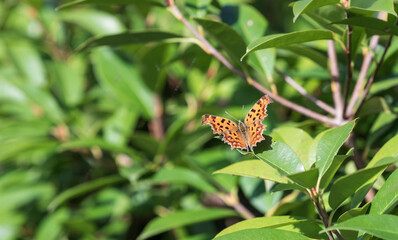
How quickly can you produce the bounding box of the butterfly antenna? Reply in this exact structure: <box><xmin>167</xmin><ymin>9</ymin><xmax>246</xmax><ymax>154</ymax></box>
<box><xmin>224</xmin><ymin>111</ymin><xmax>239</xmax><ymax>122</ymax></box>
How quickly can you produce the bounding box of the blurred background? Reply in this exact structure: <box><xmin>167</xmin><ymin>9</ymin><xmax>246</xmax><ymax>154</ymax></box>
<box><xmin>0</xmin><ymin>0</ymin><xmax>397</xmax><ymax>239</ymax></box>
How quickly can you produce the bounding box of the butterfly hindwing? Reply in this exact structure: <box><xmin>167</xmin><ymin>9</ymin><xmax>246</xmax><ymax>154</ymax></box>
<box><xmin>202</xmin><ymin>114</ymin><xmax>247</xmax><ymax>150</ymax></box>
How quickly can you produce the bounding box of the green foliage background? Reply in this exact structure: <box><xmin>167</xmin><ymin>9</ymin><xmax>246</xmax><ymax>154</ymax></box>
<box><xmin>0</xmin><ymin>0</ymin><xmax>398</xmax><ymax>239</ymax></box>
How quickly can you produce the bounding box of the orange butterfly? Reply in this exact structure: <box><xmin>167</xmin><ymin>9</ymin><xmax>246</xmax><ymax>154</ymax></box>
<box><xmin>202</xmin><ymin>95</ymin><xmax>272</xmax><ymax>152</ymax></box>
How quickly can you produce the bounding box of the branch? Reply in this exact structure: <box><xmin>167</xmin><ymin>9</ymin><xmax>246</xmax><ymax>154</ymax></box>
<box><xmin>344</xmin><ymin>35</ymin><xmax>380</xmax><ymax>117</ymax></box>
<box><xmin>166</xmin><ymin>2</ymin><xmax>340</xmax><ymax>126</ymax></box>
<box><xmin>327</xmin><ymin>40</ymin><xmax>344</xmax><ymax>121</ymax></box>
<box><xmin>311</xmin><ymin>188</ymin><xmax>344</xmax><ymax>240</ymax></box>
<box><xmin>275</xmin><ymin>69</ymin><xmax>336</xmax><ymax>115</ymax></box>
<box><xmin>345</xmin><ymin>12</ymin><xmax>387</xmax><ymax>117</ymax></box>
<box><xmin>148</xmin><ymin>94</ymin><xmax>165</xmax><ymax>140</ymax></box>
<box><xmin>354</xmin><ymin>33</ymin><xmax>394</xmax><ymax>117</ymax></box>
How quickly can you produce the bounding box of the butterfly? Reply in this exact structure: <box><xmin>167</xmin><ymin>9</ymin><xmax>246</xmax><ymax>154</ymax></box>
<box><xmin>202</xmin><ymin>95</ymin><xmax>272</xmax><ymax>152</ymax></box>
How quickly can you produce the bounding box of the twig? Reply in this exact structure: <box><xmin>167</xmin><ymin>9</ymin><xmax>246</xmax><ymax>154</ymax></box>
<box><xmin>166</xmin><ymin>2</ymin><xmax>341</xmax><ymax>126</ymax></box>
<box><xmin>342</xmin><ymin>11</ymin><xmax>353</xmax><ymax>115</ymax></box>
<box><xmin>311</xmin><ymin>188</ymin><xmax>344</xmax><ymax>240</ymax></box>
<box><xmin>345</xmin><ymin>12</ymin><xmax>387</xmax><ymax>117</ymax></box>
<box><xmin>327</xmin><ymin>40</ymin><xmax>344</xmax><ymax>121</ymax></box>
<box><xmin>222</xmin><ymin>192</ymin><xmax>255</xmax><ymax>219</ymax></box>
<box><xmin>345</xmin><ymin>35</ymin><xmax>380</xmax><ymax>117</ymax></box>
<box><xmin>311</xmin><ymin>189</ymin><xmax>334</xmax><ymax>240</ymax></box>
<box><xmin>354</xmin><ymin>33</ymin><xmax>394</xmax><ymax>117</ymax></box>
<box><xmin>250</xmin><ymin>80</ymin><xmax>341</xmax><ymax>126</ymax></box>
<box><xmin>148</xmin><ymin>94</ymin><xmax>165</xmax><ymax>140</ymax></box>
<box><xmin>275</xmin><ymin>69</ymin><xmax>336</xmax><ymax>116</ymax></box>
<box><xmin>232</xmin><ymin>200</ymin><xmax>255</xmax><ymax>219</ymax></box>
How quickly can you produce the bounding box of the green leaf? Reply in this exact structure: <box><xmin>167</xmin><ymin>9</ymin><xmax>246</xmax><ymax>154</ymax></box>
<box><xmin>272</xmin><ymin>182</ymin><xmax>307</xmax><ymax>192</ymax></box>
<box><xmin>7</xmin><ymin>40</ymin><xmax>46</xmax><ymax>87</ymax></box>
<box><xmin>0</xmin><ymin>183</ymin><xmax>54</xmax><ymax>211</ymax></box>
<box><xmin>319</xmin><ymin>155</ymin><xmax>349</xmax><ymax>190</ymax></box>
<box><xmin>50</xmin><ymin>59</ymin><xmax>85</xmax><ymax>107</ymax></box>
<box><xmin>56</xmin><ymin>0</ymin><xmax>161</xmax><ymax>10</ymax></box>
<box><xmin>257</xmin><ymin>141</ymin><xmax>305</xmax><ymax>175</ymax></box>
<box><xmin>367</xmin><ymin>134</ymin><xmax>398</xmax><ymax>167</ymax></box>
<box><xmin>293</xmin><ymin>0</ymin><xmax>340</xmax><ymax>22</ymax></box>
<box><xmin>48</xmin><ymin>175</ymin><xmax>125</xmax><ymax>211</ymax></box>
<box><xmin>221</xmin><ymin>4</ymin><xmax>268</xmax><ymax>42</ymax></box>
<box><xmin>365</xmin><ymin>113</ymin><xmax>397</xmax><ymax>149</ymax></box>
<box><xmin>0</xmin><ymin>138</ymin><xmax>57</xmax><ymax>164</ymax></box>
<box><xmin>242</xmin><ymin>30</ymin><xmax>333</xmax><ymax>60</ymax></box>
<box><xmin>103</xmin><ymin>106</ymin><xmax>139</xmax><ymax>146</ymax></box>
<box><xmin>370</xmin><ymin>77</ymin><xmax>398</xmax><ymax>95</ymax></box>
<box><xmin>287</xmin><ymin>168</ymin><xmax>318</xmax><ymax>189</ymax></box>
<box><xmin>350</xmin><ymin>0</ymin><xmax>397</xmax><ymax>16</ymax></box>
<box><xmin>194</xmin><ymin>18</ymin><xmax>246</xmax><ymax>64</ymax></box>
<box><xmin>152</xmin><ymin>167</ymin><xmax>218</xmax><ymax>193</ymax></box>
<box><xmin>19</xmin><ymin>84</ymin><xmax>65</xmax><ymax>123</ymax></box>
<box><xmin>323</xmin><ymin>214</ymin><xmax>398</xmax><ymax>240</ymax></box>
<box><xmin>220</xmin><ymin>5</ymin><xmax>274</xmax><ymax>79</ymax></box>
<box><xmin>0</xmin><ymin>79</ymin><xmax>26</xmax><ymax>103</ymax></box>
<box><xmin>328</xmin><ymin>158</ymin><xmax>396</xmax><ymax>209</ymax></box>
<box><xmin>335</xmin><ymin>17</ymin><xmax>398</xmax><ymax>36</ymax></box>
<box><xmin>271</xmin><ymin>127</ymin><xmax>313</xmax><ymax>170</ymax></box>
<box><xmin>304</xmin><ymin>10</ymin><xmax>345</xmax><ymax>35</ymax></box>
<box><xmin>281</xmin><ymin>45</ymin><xmax>328</xmax><ymax>69</ymax></box>
<box><xmin>214</xmin><ymin>228</ymin><xmax>311</xmax><ymax>240</ymax></box>
<box><xmin>137</xmin><ymin>209</ymin><xmax>237</xmax><ymax>240</ymax></box>
<box><xmin>91</xmin><ymin>48</ymin><xmax>154</xmax><ymax>118</ymax></box>
<box><xmin>59</xmin><ymin>8</ymin><xmax>125</xmax><ymax>35</ymax></box>
<box><xmin>213</xmin><ymin>160</ymin><xmax>288</xmax><ymax>183</ymax></box>
<box><xmin>240</xmin><ymin>177</ymin><xmax>283</xmax><ymax>214</ymax></box>
<box><xmin>185</xmin><ymin>0</ymin><xmax>212</xmax><ymax>17</ymax></box>
<box><xmin>214</xmin><ymin>216</ymin><xmax>316</xmax><ymax>238</ymax></box>
<box><xmin>59</xmin><ymin>138</ymin><xmax>143</xmax><ymax>161</ymax></box>
<box><xmin>357</xmin><ymin>97</ymin><xmax>390</xmax><ymax>117</ymax></box>
<box><xmin>75</xmin><ymin>31</ymin><xmax>183</xmax><ymax>52</ymax></box>
<box><xmin>311</xmin><ymin>119</ymin><xmax>356</xmax><ymax>178</ymax></box>
<box><xmin>337</xmin><ymin>203</ymin><xmax>370</xmax><ymax>240</ymax></box>
<box><xmin>370</xmin><ymin>168</ymin><xmax>398</xmax><ymax>214</ymax></box>
<box><xmin>350</xmin><ymin>157</ymin><xmax>398</xmax><ymax>208</ymax></box>
<box><xmin>34</xmin><ymin>208</ymin><xmax>70</xmax><ymax>240</ymax></box>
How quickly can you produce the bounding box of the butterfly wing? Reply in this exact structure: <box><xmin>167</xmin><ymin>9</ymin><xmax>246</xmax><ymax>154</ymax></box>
<box><xmin>202</xmin><ymin>114</ymin><xmax>248</xmax><ymax>150</ymax></box>
<box><xmin>244</xmin><ymin>95</ymin><xmax>273</xmax><ymax>149</ymax></box>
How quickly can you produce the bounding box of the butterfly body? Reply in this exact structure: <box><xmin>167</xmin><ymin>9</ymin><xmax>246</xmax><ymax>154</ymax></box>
<box><xmin>202</xmin><ymin>95</ymin><xmax>272</xmax><ymax>152</ymax></box>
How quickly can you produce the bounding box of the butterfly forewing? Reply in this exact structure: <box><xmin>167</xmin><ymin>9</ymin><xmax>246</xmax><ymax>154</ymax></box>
<box><xmin>202</xmin><ymin>114</ymin><xmax>247</xmax><ymax>150</ymax></box>
<box><xmin>244</xmin><ymin>95</ymin><xmax>273</xmax><ymax>149</ymax></box>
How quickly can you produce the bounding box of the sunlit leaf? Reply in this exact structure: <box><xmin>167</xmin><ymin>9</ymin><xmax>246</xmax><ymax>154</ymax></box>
<box><xmin>323</xmin><ymin>215</ymin><xmax>398</xmax><ymax>240</ymax></box>
<box><xmin>293</xmin><ymin>0</ymin><xmax>339</xmax><ymax>22</ymax></box>
<box><xmin>242</xmin><ymin>30</ymin><xmax>333</xmax><ymax>60</ymax></box>
<box><xmin>138</xmin><ymin>209</ymin><xmax>237</xmax><ymax>240</ymax></box>
<box><xmin>370</xmin><ymin>168</ymin><xmax>398</xmax><ymax>214</ymax></box>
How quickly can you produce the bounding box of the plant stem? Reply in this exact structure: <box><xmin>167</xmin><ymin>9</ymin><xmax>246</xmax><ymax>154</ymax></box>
<box><xmin>345</xmin><ymin>12</ymin><xmax>387</xmax><ymax>117</ymax></box>
<box><xmin>327</xmin><ymin>40</ymin><xmax>344</xmax><ymax>122</ymax></box>
<box><xmin>275</xmin><ymin>69</ymin><xmax>336</xmax><ymax>115</ymax></box>
<box><xmin>354</xmin><ymin>33</ymin><xmax>394</xmax><ymax>117</ymax></box>
<box><xmin>311</xmin><ymin>188</ymin><xmax>344</xmax><ymax>240</ymax></box>
<box><xmin>345</xmin><ymin>34</ymin><xmax>380</xmax><ymax>117</ymax></box>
